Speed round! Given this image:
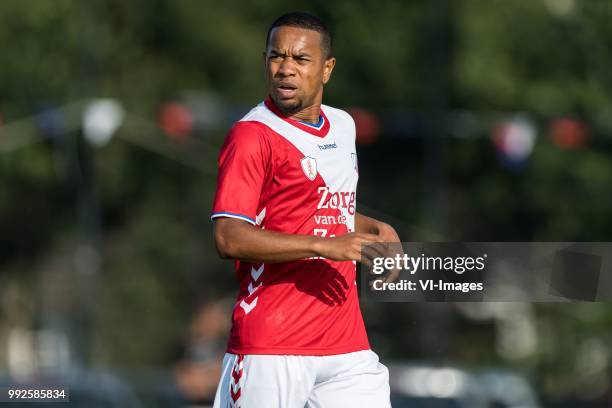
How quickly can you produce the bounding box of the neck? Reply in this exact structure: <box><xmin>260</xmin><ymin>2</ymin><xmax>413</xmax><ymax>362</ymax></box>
<box><xmin>287</xmin><ymin>104</ymin><xmax>321</xmax><ymax>124</ymax></box>
<box><xmin>270</xmin><ymin>90</ymin><xmax>324</xmax><ymax>124</ymax></box>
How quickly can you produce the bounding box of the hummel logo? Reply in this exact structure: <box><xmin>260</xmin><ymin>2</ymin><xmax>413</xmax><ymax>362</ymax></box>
<box><xmin>251</xmin><ymin>265</ymin><xmax>264</xmax><ymax>281</ymax></box>
<box><xmin>318</xmin><ymin>141</ymin><xmax>337</xmax><ymax>150</ymax></box>
<box><xmin>240</xmin><ymin>298</ymin><xmax>258</xmax><ymax>314</ymax></box>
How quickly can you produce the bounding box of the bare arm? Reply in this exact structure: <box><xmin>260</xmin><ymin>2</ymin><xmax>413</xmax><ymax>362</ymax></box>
<box><xmin>213</xmin><ymin>217</ymin><xmax>382</xmax><ymax>264</ymax></box>
<box><xmin>355</xmin><ymin>212</ymin><xmax>401</xmax><ymax>242</ymax></box>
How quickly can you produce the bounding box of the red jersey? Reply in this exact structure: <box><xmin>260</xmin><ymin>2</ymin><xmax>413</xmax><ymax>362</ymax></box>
<box><xmin>211</xmin><ymin>97</ymin><xmax>370</xmax><ymax>355</ymax></box>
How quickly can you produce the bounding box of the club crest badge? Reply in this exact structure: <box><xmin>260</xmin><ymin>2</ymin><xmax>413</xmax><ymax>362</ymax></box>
<box><xmin>300</xmin><ymin>156</ymin><xmax>318</xmax><ymax>181</ymax></box>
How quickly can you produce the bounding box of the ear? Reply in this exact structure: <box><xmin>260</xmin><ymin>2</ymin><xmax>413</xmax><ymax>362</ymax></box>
<box><xmin>322</xmin><ymin>57</ymin><xmax>336</xmax><ymax>85</ymax></box>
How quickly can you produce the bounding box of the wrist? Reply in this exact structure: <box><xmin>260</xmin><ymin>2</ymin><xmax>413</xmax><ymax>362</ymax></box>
<box><xmin>310</xmin><ymin>236</ymin><xmax>326</xmax><ymax>257</ymax></box>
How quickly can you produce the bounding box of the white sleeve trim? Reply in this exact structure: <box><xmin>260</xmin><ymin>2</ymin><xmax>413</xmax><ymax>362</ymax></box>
<box><xmin>211</xmin><ymin>212</ymin><xmax>256</xmax><ymax>225</ymax></box>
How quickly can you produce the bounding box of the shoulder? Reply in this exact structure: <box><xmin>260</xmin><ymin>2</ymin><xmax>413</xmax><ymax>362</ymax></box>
<box><xmin>226</xmin><ymin>102</ymin><xmax>281</xmax><ymax>143</ymax></box>
<box><xmin>228</xmin><ymin>120</ymin><xmax>268</xmax><ymax>139</ymax></box>
<box><xmin>221</xmin><ymin>121</ymin><xmax>272</xmax><ymax>161</ymax></box>
<box><xmin>221</xmin><ymin>105</ymin><xmax>280</xmax><ymax>159</ymax></box>
<box><xmin>321</xmin><ymin>104</ymin><xmax>356</xmax><ymax>141</ymax></box>
<box><xmin>224</xmin><ymin>103</ymin><xmax>271</xmax><ymax>143</ymax></box>
<box><xmin>321</xmin><ymin>104</ymin><xmax>355</xmax><ymax>126</ymax></box>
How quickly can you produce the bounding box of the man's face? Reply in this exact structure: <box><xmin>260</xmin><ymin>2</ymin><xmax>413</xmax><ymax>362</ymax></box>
<box><xmin>265</xmin><ymin>26</ymin><xmax>336</xmax><ymax>114</ymax></box>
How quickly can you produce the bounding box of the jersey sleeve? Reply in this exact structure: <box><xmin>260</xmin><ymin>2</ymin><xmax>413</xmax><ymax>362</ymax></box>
<box><xmin>211</xmin><ymin>121</ymin><xmax>271</xmax><ymax>225</ymax></box>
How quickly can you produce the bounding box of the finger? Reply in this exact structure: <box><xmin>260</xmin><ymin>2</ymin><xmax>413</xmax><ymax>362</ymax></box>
<box><xmin>382</xmin><ymin>268</ymin><xmax>401</xmax><ymax>284</ymax></box>
<box><xmin>381</xmin><ymin>243</ymin><xmax>404</xmax><ymax>260</ymax></box>
<box><xmin>360</xmin><ymin>246</ymin><xmax>384</xmax><ymax>267</ymax></box>
<box><xmin>360</xmin><ymin>255</ymin><xmax>374</xmax><ymax>269</ymax></box>
<box><xmin>361</xmin><ymin>254</ymin><xmax>384</xmax><ymax>273</ymax></box>
<box><xmin>361</xmin><ymin>242</ymin><xmax>388</xmax><ymax>259</ymax></box>
<box><xmin>355</xmin><ymin>233</ymin><xmax>383</xmax><ymax>243</ymax></box>
<box><xmin>379</xmin><ymin>231</ymin><xmax>401</xmax><ymax>244</ymax></box>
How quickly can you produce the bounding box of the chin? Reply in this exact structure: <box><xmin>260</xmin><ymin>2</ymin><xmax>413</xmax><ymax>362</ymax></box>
<box><xmin>273</xmin><ymin>96</ymin><xmax>302</xmax><ymax>113</ymax></box>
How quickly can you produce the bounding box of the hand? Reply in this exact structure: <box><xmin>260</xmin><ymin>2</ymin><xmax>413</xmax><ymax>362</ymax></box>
<box><xmin>314</xmin><ymin>232</ymin><xmax>384</xmax><ymax>263</ymax></box>
<box><xmin>375</xmin><ymin>222</ymin><xmax>403</xmax><ymax>283</ymax></box>
<box><xmin>376</xmin><ymin>222</ymin><xmax>401</xmax><ymax>244</ymax></box>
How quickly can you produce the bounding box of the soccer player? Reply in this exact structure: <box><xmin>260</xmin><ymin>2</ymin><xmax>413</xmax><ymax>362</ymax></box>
<box><xmin>211</xmin><ymin>11</ymin><xmax>400</xmax><ymax>408</ymax></box>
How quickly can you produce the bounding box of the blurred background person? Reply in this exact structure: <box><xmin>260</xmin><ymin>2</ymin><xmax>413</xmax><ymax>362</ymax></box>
<box><xmin>173</xmin><ymin>298</ymin><xmax>231</xmax><ymax>406</ymax></box>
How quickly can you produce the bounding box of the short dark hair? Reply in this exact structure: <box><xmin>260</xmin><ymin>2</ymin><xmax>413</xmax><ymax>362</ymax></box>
<box><xmin>266</xmin><ymin>12</ymin><xmax>333</xmax><ymax>58</ymax></box>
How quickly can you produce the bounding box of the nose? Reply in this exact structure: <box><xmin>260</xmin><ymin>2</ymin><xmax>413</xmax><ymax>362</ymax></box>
<box><xmin>277</xmin><ymin>57</ymin><xmax>296</xmax><ymax>77</ymax></box>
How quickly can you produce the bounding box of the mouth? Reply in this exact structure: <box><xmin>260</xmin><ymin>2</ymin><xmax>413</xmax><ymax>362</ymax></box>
<box><xmin>274</xmin><ymin>83</ymin><xmax>298</xmax><ymax>99</ymax></box>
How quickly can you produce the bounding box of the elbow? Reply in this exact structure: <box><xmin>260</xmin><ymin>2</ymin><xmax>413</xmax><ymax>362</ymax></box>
<box><xmin>214</xmin><ymin>231</ymin><xmax>234</xmax><ymax>259</ymax></box>
<box><xmin>214</xmin><ymin>221</ymin><xmax>244</xmax><ymax>259</ymax></box>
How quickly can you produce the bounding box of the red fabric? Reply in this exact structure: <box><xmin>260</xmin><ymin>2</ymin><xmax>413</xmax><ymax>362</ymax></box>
<box><xmin>211</xmin><ymin>100</ymin><xmax>369</xmax><ymax>356</ymax></box>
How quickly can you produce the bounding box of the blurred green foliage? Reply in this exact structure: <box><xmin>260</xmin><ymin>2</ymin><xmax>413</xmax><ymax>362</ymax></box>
<box><xmin>1</xmin><ymin>0</ymin><xmax>612</xmax><ymax>400</ymax></box>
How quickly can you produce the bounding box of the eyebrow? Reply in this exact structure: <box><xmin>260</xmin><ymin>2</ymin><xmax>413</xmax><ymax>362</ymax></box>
<box><xmin>268</xmin><ymin>50</ymin><xmax>312</xmax><ymax>58</ymax></box>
